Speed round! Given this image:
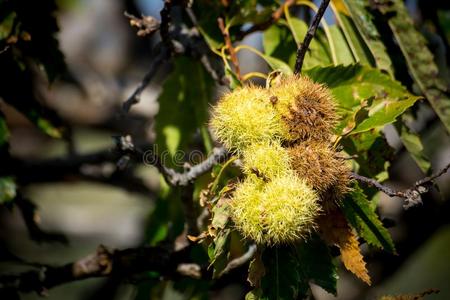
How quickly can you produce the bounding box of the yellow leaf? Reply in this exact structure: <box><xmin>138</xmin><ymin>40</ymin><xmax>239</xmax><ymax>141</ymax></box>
<box><xmin>319</xmin><ymin>209</ymin><xmax>371</xmax><ymax>285</ymax></box>
<box><xmin>331</xmin><ymin>0</ymin><xmax>350</xmax><ymax>16</ymax></box>
<box><xmin>340</xmin><ymin>229</ymin><xmax>371</xmax><ymax>285</ymax></box>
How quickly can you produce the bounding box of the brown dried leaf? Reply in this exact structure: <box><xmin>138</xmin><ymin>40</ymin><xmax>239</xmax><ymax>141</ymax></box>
<box><xmin>187</xmin><ymin>231</ymin><xmax>209</xmax><ymax>243</ymax></box>
<box><xmin>319</xmin><ymin>209</ymin><xmax>371</xmax><ymax>285</ymax></box>
<box><xmin>340</xmin><ymin>229</ymin><xmax>371</xmax><ymax>284</ymax></box>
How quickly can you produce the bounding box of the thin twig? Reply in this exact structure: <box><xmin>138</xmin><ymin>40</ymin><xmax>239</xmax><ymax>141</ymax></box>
<box><xmin>218</xmin><ymin>17</ymin><xmax>241</xmax><ymax>80</ymax></box>
<box><xmin>122</xmin><ymin>0</ymin><xmax>177</xmax><ymax>113</ymax></box>
<box><xmin>294</xmin><ymin>0</ymin><xmax>331</xmax><ymax>74</ymax></box>
<box><xmin>350</xmin><ymin>173</ymin><xmax>403</xmax><ymax>198</ymax></box>
<box><xmin>160</xmin><ymin>0</ymin><xmax>174</xmax><ymax>52</ymax></box>
<box><xmin>0</xmin><ymin>45</ymin><xmax>10</xmax><ymax>54</ymax></box>
<box><xmin>351</xmin><ymin>161</ymin><xmax>450</xmax><ymax>208</ymax></box>
<box><xmin>122</xmin><ymin>5</ymin><xmax>169</xmax><ymax>113</ymax></box>
<box><xmin>415</xmin><ymin>162</ymin><xmax>450</xmax><ymax>187</ymax></box>
<box><xmin>185</xmin><ymin>7</ymin><xmax>229</xmax><ymax>86</ymax></box>
<box><xmin>122</xmin><ymin>46</ymin><xmax>169</xmax><ymax>113</ymax></box>
<box><xmin>218</xmin><ymin>244</ymin><xmax>257</xmax><ymax>277</ymax></box>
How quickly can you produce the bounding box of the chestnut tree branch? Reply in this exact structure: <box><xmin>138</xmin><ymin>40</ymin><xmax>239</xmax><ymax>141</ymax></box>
<box><xmin>0</xmin><ymin>244</ymin><xmax>194</xmax><ymax>295</ymax></box>
<box><xmin>123</xmin><ymin>138</ymin><xmax>229</xmax><ymax>186</ymax></box>
<box><xmin>4</xmin><ymin>138</ymin><xmax>228</xmax><ymax>192</ymax></box>
<box><xmin>122</xmin><ymin>45</ymin><xmax>169</xmax><ymax>113</ymax></box>
<box><xmin>351</xmin><ymin>161</ymin><xmax>450</xmax><ymax>208</ymax></box>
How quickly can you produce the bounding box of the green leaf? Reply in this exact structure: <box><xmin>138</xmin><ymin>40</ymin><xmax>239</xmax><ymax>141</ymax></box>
<box><xmin>305</xmin><ymin>64</ymin><xmax>420</xmax><ymax>135</ymax></box>
<box><xmin>340</xmin><ymin>99</ymin><xmax>370</xmax><ymax>136</ymax></box>
<box><xmin>351</xmin><ymin>97</ymin><xmax>418</xmax><ymax>134</ymax></box>
<box><xmin>209</xmin><ymin>156</ymin><xmax>239</xmax><ymax>195</ymax></box>
<box><xmin>155</xmin><ymin>56</ymin><xmax>213</xmax><ymax>163</ymax></box>
<box><xmin>261</xmin><ymin>247</ymin><xmax>302</xmax><ymax>300</ymax></box>
<box><xmin>341</xmin><ymin>131</ymin><xmax>393</xmax><ymax>181</ymax></box>
<box><xmin>224</xmin><ymin>65</ymin><xmax>242</xmax><ymax>90</ymax></box>
<box><xmin>30</xmin><ymin>111</ymin><xmax>63</xmax><ymax>138</ymax></box>
<box><xmin>246</xmin><ymin>289</ymin><xmax>263</xmax><ymax>300</ymax></box>
<box><xmin>331</xmin><ymin>1</ymin><xmax>373</xmax><ymax>65</ymax></box>
<box><xmin>0</xmin><ymin>9</ymin><xmax>17</xmax><ymax>40</ymax></box>
<box><xmin>261</xmin><ymin>53</ymin><xmax>293</xmax><ymax>75</ymax></box>
<box><xmin>0</xmin><ymin>177</ymin><xmax>16</xmax><ymax>204</ymax></box>
<box><xmin>262</xmin><ymin>23</ymin><xmax>297</xmax><ymax>68</ymax></box>
<box><xmin>260</xmin><ymin>239</ymin><xmax>337</xmax><ymax>299</ymax></box>
<box><xmin>284</xmin><ymin>16</ymin><xmax>332</xmax><ymax>69</ymax></box>
<box><xmin>314</xmin><ymin>61</ymin><xmax>428</xmax><ymax>175</ymax></box>
<box><xmin>396</xmin><ymin>116</ymin><xmax>431</xmax><ymax>174</ymax></box>
<box><xmin>338</xmin><ymin>0</ymin><xmax>394</xmax><ymax>75</ymax></box>
<box><xmin>208</xmin><ymin>199</ymin><xmax>234</xmax><ymax>278</ymax></box>
<box><xmin>377</xmin><ymin>0</ymin><xmax>450</xmax><ymax>134</ymax></box>
<box><xmin>210</xmin><ymin>228</ymin><xmax>231</xmax><ymax>278</ymax></box>
<box><xmin>197</xmin><ymin>25</ymin><xmax>223</xmax><ymax>51</ymax></box>
<box><xmin>0</xmin><ymin>113</ymin><xmax>9</xmax><ymax>147</ymax></box>
<box><xmin>144</xmin><ymin>177</ymin><xmax>185</xmax><ymax>246</ymax></box>
<box><xmin>262</xmin><ymin>53</ymin><xmax>293</xmax><ymax>75</ymax></box>
<box><xmin>211</xmin><ymin>199</ymin><xmax>231</xmax><ymax>230</ymax></box>
<box><xmin>238</xmin><ymin>45</ymin><xmax>293</xmax><ymax>75</ymax></box>
<box><xmin>191</xmin><ymin>1</ymin><xmax>230</xmax><ymax>51</ymax></box>
<box><xmin>228</xmin><ymin>3</ymin><xmax>275</xmax><ymax>27</ymax></box>
<box><xmin>329</xmin><ymin>25</ymin><xmax>355</xmax><ymax>65</ymax></box>
<box><xmin>341</xmin><ymin>184</ymin><xmax>396</xmax><ymax>253</ymax></box>
<box><xmin>0</xmin><ymin>1</ymin><xmax>66</xmax><ymax>138</ymax></box>
<box><xmin>294</xmin><ymin>237</ymin><xmax>338</xmax><ymax>296</ymax></box>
